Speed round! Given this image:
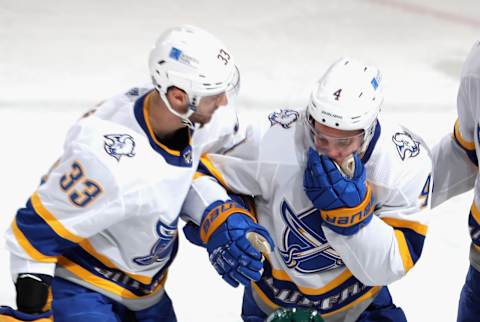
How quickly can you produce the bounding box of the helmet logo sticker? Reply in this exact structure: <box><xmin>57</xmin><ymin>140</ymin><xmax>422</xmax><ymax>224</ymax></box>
<box><xmin>268</xmin><ymin>109</ymin><xmax>299</xmax><ymax>129</ymax></box>
<box><xmin>104</xmin><ymin>134</ymin><xmax>136</xmax><ymax>161</ymax></box>
<box><xmin>333</xmin><ymin>89</ymin><xmax>342</xmax><ymax>101</ymax></box>
<box><xmin>392</xmin><ymin>132</ymin><xmax>420</xmax><ymax>161</ymax></box>
<box><xmin>169</xmin><ymin>47</ymin><xmax>199</xmax><ymax>68</ymax></box>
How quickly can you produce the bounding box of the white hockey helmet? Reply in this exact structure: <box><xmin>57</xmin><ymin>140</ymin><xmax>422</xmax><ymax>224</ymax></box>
<box><xmin>306</xmin><ymin>57</ymin><xmax>383</xmax><ymax>150</ymax></box>
<box><xmin>149</xmin><ymin>25</ymin><xmax>240</xmax><ymax>127</ymax></box>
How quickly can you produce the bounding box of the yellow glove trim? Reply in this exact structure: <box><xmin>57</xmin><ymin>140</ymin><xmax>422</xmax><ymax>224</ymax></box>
<box><xmin>320</xmin><ymin>185</ymin><xmax>374</xmax><ymax>228</ymax></box>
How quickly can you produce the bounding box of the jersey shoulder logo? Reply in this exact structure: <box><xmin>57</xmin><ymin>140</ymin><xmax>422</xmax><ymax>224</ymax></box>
<box><xmin>268</xmin><ymin>109</ymin><xmax>299</xmax><ymax>129</ymax></box>
<box><xmin>104</xmin><ymin>134</ymin><xmax>136</xmax><ymax>161</ymax></box>
<box><xmin>133</xmin><ymin>220</ymin><xmax>178</xmax><ymax>266</ymax></box>
<box><xmin>280</xmin><ymin>200</ymin><xmax>343</xmax><ymax>273</ymax></box>
<box><xmin>125</xmin><ymin>87</ymin><xmax>150</xmax><ymax>100</ymax></box>
<box><xmin>392</xmin><ymin>131</ymin><xmax>420</xmax><ymax>161</ymax></box>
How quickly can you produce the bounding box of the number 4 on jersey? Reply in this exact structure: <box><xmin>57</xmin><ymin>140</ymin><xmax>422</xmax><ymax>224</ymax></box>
<box><xmin>333</xmin><ymin>89</ymin><xmax>342</xmax><ymax>101</ymax></box>
<box><xmin>419</xmin><ymin>174</ymin><xmax>431</xmax><ymax>208</ymax></box>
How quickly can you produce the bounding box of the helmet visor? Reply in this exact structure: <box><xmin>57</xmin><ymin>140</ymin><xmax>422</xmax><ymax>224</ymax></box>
<box><xmin>225</xmin><ymin>65</ymin><xmax>240</xmax><ymax>98</ymax></box>
<box><xmin>305</xmin><ymin>114</ymin><xmax>364</xmax><ymax>150</ymax></box>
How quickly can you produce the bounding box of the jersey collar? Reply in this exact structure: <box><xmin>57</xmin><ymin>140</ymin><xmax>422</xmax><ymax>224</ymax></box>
<box><xmin>361</xmin><ymin>121</ymin><xmax>381</xmax><ymax>164</ymax></box>
<box><xmin>134</xmin><ymin>91</ymin><xmax>193</xmax><ymax>167</ymax></box>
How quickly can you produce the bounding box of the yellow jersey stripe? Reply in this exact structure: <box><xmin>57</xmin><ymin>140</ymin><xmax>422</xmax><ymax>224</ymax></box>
<box><xmin>269</xmin><ymin>264</ymin><xmax>354</xmax><ymax>295</ymax></box>
<box><xmin>470</xmin><ymin>202</ymin><xmax>480</xmax><ymax>225</ymax></box>
<box><xmin>79</xmin><ymin>240</ymin><xmax>153</xmax><ymax>285</ymax></box>
<box><xmin>31</xmin><ymin>192</ymin><xmax>84</xmax><ymax>243</ymax></box>
<box><xmin>143</xmin><ymin>92</ymin><xmax>187</xmax><ymax>156</ymax></box>
<box><xmin>32</xmin><ymin>193</ymin><xmax>154</xmax><ymax>284</ymax></box>
<box><xmin>31</xmin><ymin>193</ymin><xmax>153</xmax><ymax>284</ymax></box>
<box><xmin>193</xmin><ymin>172</ymin><xmax>206</xmax><ymax>180</ymax></box>
<box><xmin>381</xmin><ymin>217</ymin><xmax>428</xmax><ymax>236</ymax></box>
<box><xmin>199</xmin><ymin>155</ymin><xmax>230</xmax><ymax>189</ymax></box>
<box><xmin>252</xmin><ymin>282</ymin><xmax>381</xmax><ymax>317</ymax></box>
<box><xmin>58</xmin><ymin>257</ymin><xmax>167</xmax><ymax>299</ymax></box>
<box><xmin>322</xmin><ymin>286</ymin><xmax>381</xmax><ymax>317</ymax></box>
<box><xmin>10</xmin><ymin>219</ymin><xmax>57</xmax><ymax>263</ymax></box>
<box><xmin>0</xmin><ymin>316</ymin><xmax>52</xmax><ymax>322</ymax></box>
<box><xmin>473</xmin><ymin>244</ymin><xmax>480</xmax><ymax>253</ymax></box>
<box><xmin>454</xmin><ymin>119</ymin><xmax>475</xmax><ymax>150</ymax></box>
<box><xmin>251</xmin><ymin>282</ymin><xmax>280</xmax><ymax>311</ymax></box>
<box><xmin>394</xmin><ymin>230</ymin><xmax>414</xmax><ymax>272</ymax></box>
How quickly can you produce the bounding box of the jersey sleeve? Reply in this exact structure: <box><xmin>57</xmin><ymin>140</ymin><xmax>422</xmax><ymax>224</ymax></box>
<box><xmin>5</xmin><ymin>141</ymin><xmax>124</xmax><ymax>274</ymax></box>
<box><xmin>182</xmin><ymin>120</ymin><xmax>273</xmax><ymax>224</ymax></box>
<box><xmin>323</xmin><ymin>137</ymin><xmax>432</xmax><ymax>286</ymax></box>
<box><xmin>431</xmin><ymin>75</ymin><xmax>480</xmax><ymax>207</ymax></box>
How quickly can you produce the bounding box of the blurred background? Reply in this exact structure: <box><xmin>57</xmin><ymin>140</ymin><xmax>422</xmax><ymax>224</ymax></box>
<box><xmin>1</xmin><ymin>0</ymin><xmax>479</xmax><ymax>320</ymax></box>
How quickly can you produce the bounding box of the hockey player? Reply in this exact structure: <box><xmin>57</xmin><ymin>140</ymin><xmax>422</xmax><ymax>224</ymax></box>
<box><xmin>430</xmin><ymin>41</ymin><xmax>480</xmax><ymax>322</ymax></box>
<box><xmin>182</xmin><ymin>57</ymin><xmax>433</xmax><ymax>321</ymax></box>
<box><xmin>0</xmin><ymin>24</ymin><xmax>250</xmax><ymax>322</ymax></box>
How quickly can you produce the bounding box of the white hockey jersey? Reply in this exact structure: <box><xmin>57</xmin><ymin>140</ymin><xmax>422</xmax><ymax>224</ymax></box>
<box><xmin>431</xmin><ymin>41</ymin><xmax>480</xmax><ymax>271</ymax></box>
<box><xmin>184</xmin><ymin>109</ymin><xmax>432</xmax><ymax>321</ymax></box>
<box><xmin>5</xmin><ymin>85</ymin><xmax>241</xmax><ymax>310</ymax></box>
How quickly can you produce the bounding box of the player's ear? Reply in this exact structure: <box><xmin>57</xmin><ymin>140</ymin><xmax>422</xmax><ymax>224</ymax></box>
<box><xmin>166</xmin><ymin>87</ymin><xmax>189</xmax><ymax>112</ymax></box>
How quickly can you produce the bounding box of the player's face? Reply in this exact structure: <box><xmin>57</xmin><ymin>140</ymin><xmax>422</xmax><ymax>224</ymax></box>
<box><xmin>312</xmin><ymin>122</ymin><xmax>364</xmax><ymax>164</ymax></box>
<box><xmin>189</xmin><ymin>92</ymin><xmax>228</xmax><ymax>125</ymax></box>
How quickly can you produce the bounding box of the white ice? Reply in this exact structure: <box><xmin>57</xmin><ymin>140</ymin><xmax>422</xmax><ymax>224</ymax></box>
<box><xmin>1</xmin><ymin>0</ymin><xmax>479</xmax><ymax>321</ymax></box>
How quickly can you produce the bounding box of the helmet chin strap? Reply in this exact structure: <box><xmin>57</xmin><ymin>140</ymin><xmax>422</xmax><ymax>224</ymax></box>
<box><xmin>158</xmin><ymin>90</ymin><xmax>196</xmax><ymax>130</ymax></box>
<box><xmin>359</xmin><ymin>119</ymin><xmax>378</xmax><ymax>156</ymax></box>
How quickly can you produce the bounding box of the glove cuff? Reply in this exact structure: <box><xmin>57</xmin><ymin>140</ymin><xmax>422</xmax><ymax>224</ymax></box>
<box><xmin>320</xmin><ymin>184</ymin><xmax>375</xmax><ymax>235</ymax></box>
<box><xmin>15</xmin><ymin>273</ymin><xmax>52</xmax><ymax>314</ymax></box>
<box><xmin>200</xmin><ymin>201</ymin><xmax>256</xmax><ymax>244</ymax></box>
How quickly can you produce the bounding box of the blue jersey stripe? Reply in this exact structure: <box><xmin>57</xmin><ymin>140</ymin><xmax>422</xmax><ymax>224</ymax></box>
<box><xmin>253</xmin><ymin>260</ymin><xmax>375</xmax><ymax>314</ymax></box>
<box><xmin>62</xmin><ymin>237</ymin><xmax>178</xmax><ymax>296</ymax></box>
<box><xmin>15</xmin><ymin>199</ymin><xmax>77</xmax><ymax>257</ymax></box>
<box><xmin>393</xmin><ymin>226</ymin><xmax>425</xmax><ymax>264</ymax></box>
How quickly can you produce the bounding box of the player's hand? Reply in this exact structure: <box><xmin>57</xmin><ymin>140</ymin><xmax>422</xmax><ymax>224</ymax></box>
<box><xmin>0</xmin><ymin>305</ymin><xmax>52</xmax><ymax>321</ymax></box>
<box><xmin>303</xmin><ymin>148</ymin><xmax>375</xmax><ymax>235</ymax></box>
<box><xmin>200</xmin><ymin>201</ymin><xmax>274</xmax><ymax>287</ymax></box>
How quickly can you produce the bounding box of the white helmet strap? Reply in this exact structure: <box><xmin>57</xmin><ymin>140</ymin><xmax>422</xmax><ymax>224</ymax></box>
<box><xmin>158</xmin><ymin>89</ymin><xmax>197</xmax><ymax>129</ymax></box>
<box><xmin>359</xmin><ymin>119</ymin><xmax>377</xmax><ymax>155</ymax></box>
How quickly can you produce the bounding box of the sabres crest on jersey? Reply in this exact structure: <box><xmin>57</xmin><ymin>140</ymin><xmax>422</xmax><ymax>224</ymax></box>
<box><xmin>104</xmin><ymin>134</ymin><xmax>136</xmax><ymax>161</ymax></box>
<box><xmin>392</xmin><ymin>131</ymin><xmax>420</xmax><ymax>161</ymax></box>
<box><xmin>279</xmin><ymin>200</ymin><xmax>343</xmax><ymax>273</ymax></box>
<box><xmin>268</xmin><ymin>109</ymin><xmax>300</xmax><ymax>129</ymax></box>
<box><xmin>125</xmin><ymin>87</ymin><xmax>150</xmax><ymax>100</ymax></box>
<box><xmin>133</xmin><ymin>220</ymin><xmax>178</xmax><ymax>266</ymax></box>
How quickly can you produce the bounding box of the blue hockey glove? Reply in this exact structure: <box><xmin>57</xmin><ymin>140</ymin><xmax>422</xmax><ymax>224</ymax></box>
<box><xmin>200</xmin><ymin>200</ymin><xmax>275</xmax><ymax>287</ymax></box>
<box><xmin>183</xmin><ymin>221</ymin><xmax>204</xmax><ymax>247</ymax></box>
<box><xmin>0</xmin><ymin>305</ymin><xmax>52</xmax><ymax>321</ymax></box>
<box><xmin>304</xmin><ymin>148</ymin><xmax>375</xmax><ymax>235</ymax></box>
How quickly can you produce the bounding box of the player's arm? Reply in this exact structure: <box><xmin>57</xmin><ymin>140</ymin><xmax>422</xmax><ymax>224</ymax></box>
<box><xmin>181</xmin><ymin>172</ymin><xmax>275</xmax><ymax>287</ymax></box>
<box><xmin>431</xmin><ymin>75</ymin><xmax>480</xmax><ymax>207</ymax></box>
<box><xmin>181</xmin><ymin>123</ymin><xmax>275</xmax><ymax>287</ymax></box>
<box><xmin>304</xmin><ymin>147</ymin><xmax>432</xmax><ymax>286</ymax></box>
<box><xmin>182</xmin><ymin>119</ymin><xmax>271</xmax><ymax>225</ymax></box>
<box><xmin>4</xmin><ymin>142</ymin><xmax>122</xmax><ymax>315</ymax></box>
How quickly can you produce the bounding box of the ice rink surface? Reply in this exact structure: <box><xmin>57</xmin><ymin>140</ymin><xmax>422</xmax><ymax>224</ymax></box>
<box><xmin>1</xmin><ymin>0</ymin><xmax>479</xmax><ymax>321</ymax></box>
